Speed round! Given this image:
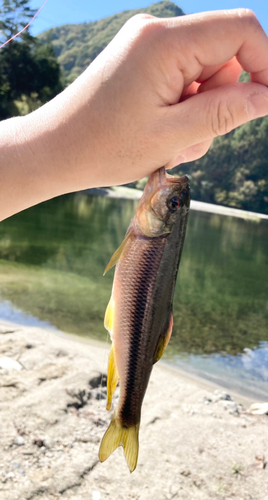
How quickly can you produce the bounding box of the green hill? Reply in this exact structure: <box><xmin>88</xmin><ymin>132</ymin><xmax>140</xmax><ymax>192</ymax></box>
<box><xmin>39</xmin><ymin>1</ymin><xmax>184</xmax><ymax>84</ymax></box>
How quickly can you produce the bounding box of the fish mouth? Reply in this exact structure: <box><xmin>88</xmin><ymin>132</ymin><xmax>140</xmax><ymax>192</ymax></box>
<box><xmin>149</xmin><ymin>167</ymin><xmax>189</xmax><ymax>190</ymax></box>
<box><xmin>157</xmin><ymin>168</ymin><xmax>190</xmax><ymax>213</ymax></box>
<box><xmin>135</xmin><ymin>167</ymin><xmax>190</xmax><ymax>237</ymax></box>
<box><xmin>146</xmin><ymin>167</ymin><xmax>190</xmax><ymax>215</ymax></box>
<box><xmin>139</xmin><ymin>167</ymin><xmax>190</xmax><ymax>209</ymax></box>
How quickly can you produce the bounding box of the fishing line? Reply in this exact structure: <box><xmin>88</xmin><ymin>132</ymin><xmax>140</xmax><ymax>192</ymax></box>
<box><xmin>0</xmin><ymin>0</ymin><xmax>48</xmax><ymax>49</ymax></box>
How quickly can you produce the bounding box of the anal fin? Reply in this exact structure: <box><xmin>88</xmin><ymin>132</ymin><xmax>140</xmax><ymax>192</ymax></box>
<box><xmin>104</xmin><ymin>296</ymin><xmax>115</xmax><ymax>335</ymax></box>
<box><xmin>107</xmin><ymin>344</ymin><xmax>119</xmax><ymax>410</ymax></box>
<box><xmin>153</xmin><ymin>314</ymin><xmax>173</xmax><ymax>364</ymax></box>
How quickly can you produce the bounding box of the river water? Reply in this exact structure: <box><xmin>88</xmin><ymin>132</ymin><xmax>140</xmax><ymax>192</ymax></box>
<box><xmin>0</xmin><ymin>193</ymin><xmax>267</xmax><ymax>399</ymax></box>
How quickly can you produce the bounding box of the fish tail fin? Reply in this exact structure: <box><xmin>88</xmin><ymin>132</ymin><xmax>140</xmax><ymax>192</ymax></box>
<box><xmin>99</xmin><ymin>414</ymin><xmax>140</xmax><ymax>472</ymax></box>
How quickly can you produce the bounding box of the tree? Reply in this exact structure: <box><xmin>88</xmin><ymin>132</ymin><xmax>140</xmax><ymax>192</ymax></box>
<box><xmin>0</xmin><ymin>1</ymin><xmax>63</xmax><ymax>119</ymax></box>
<box><xmin>0</xmin><ymin>0</ymin><xmax>35</xmax><ymax>43</ymax></box>
<box><xmin>173</xmin><ymin>116</ymin><xmax>268</xmax><ymax>214</ymax></box>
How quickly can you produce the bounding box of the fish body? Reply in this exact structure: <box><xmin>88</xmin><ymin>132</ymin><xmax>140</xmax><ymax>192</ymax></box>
<box><xmin>99</xmin><ymin>167</ymin><xmax>190</xmax><ymax>471</ymax></box>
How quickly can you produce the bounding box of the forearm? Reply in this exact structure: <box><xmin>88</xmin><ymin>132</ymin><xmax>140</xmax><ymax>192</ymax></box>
<box><xmin>0</xmin><ymin>65</ymin><xmax>103</xmax><ymax>221</ymax></box>
<box><xmin>0</xmin><ymin>44</ymin><xmax>149</xmax><ymax>222</ymax></box>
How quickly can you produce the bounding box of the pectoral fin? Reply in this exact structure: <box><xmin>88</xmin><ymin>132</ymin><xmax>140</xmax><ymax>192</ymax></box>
<box><xmin>107</xmin><ymin>344</ymin><xmax>119</xmax><ymax>410</ymax></box>
<box><xmin>103</xmin><ymin>230</ymin><xmax>133</xmax><ymax>275</ymax></box>
<box><xmin>153</xmin><ymin>314</ymin><xmax>173</xmax><ymax>364</ymax></box>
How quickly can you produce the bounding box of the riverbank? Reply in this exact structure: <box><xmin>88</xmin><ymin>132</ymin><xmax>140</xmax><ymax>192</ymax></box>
<box><xmin>1</xmin><ymin>323</ymin><xmax>268</xmax><ymax>500</ymax></box>
<box><xmin>86</xmin><ymin>186</ymin><xmax>268</xmax><ymax>221</ymax></box>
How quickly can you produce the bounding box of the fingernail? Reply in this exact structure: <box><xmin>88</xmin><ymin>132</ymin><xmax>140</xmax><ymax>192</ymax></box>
<box><xmin>247</xmin><ymin>90</ymin><xmax>268</xmax><ymax>120</ymax></box>
<box><xmin>174</xmin><ymin>154</ymin><xmax>185</xmax><ymax>165</ymax></box>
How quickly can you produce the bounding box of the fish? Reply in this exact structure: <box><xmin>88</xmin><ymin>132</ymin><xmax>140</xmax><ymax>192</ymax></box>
<box><xmin>99</xmin><ymin>167</ymin><xmax>190</xmax><ymax>472</ymax></box>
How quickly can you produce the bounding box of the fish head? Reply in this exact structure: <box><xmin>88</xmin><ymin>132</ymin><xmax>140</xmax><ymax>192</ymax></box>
<box><xmin>136</xmin><ymin>167</ymin><xmax>190</xmax><ymax>237</ymax></box>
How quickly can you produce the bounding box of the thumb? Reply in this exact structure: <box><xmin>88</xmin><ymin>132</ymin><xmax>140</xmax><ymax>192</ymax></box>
<box><xmin>164</xmin><ymin>82</ymin><xmax>268</xmax><ymax>166</ymax></box>
<box><xmin>165</xmin><ymin>139</ymin><xmax>213</xmax><ymax>169</ymax></box>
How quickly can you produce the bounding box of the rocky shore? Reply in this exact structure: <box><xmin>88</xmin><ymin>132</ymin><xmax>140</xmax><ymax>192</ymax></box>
<box><xmin>1</xmin><ymin>323</ymin><xmax>268</xmax><ymax>500</ymax></box>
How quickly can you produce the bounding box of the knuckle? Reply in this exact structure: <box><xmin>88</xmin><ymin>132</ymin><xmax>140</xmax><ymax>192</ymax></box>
<box><xmin>125</xmin><ymin>13</ymin><xmax>165</xmax><ymax>41</ymax></box>
<box><xmin>130</xmin><ymin>13</ymin><xmax>155</xmax><ymax>22</ymax></box>
<box><xmin>236</xmin><ymin>8</ymin><xmax>256</xmax><ymax>20</ymax></box>
<box><xmin>125</xmin><ymin>13</ymin><xmax>154</xmax><ymax>33</ymax></box>
<box><xmin>235</xmin><ymin>8</ymin><xmax>260</xmax><ymax>29</ymax></box>
<box><xmin>210</xmin><ymin>100</ymin><xmax>236</xmax><ymax>136</ymax></box>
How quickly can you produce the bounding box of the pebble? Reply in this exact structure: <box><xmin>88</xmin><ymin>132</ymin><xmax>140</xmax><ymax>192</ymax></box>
<box><xmin>249</xmin><ymin>403</ymin><xmax>268</xmax><ymax>415</ymax></box>
<box><xmin>0</xmin><ymin>357</ymin><xmax>22</xmax><ymax>371</ymax></box>
<box><xmin>189</xmin><ymin>409</ymin><xmax>199</xmax><ymax>416</ymax></box>
<box><xmin>6</xmin><ymin>472</ymin><xmax>15</xmax><ymax>479</ymax></box>
<box><xmin>92</xmin><ymin>492</ymin><xmax>101</xmax><ymax>500</ymax></box>
<box><xmin>43</xmin><ymin>436</ymin><xmax>54</xmax><ymax>448</ymax></box>
<box><xmin>14</xmin><ymin>436</ymin><xmax>25</xmax><ymax>446</ymax></box>
<box><xmin>223</xmin><ymin>401</ymin><xmax>240</xmax><ymax>415</ymax></box>
<box><xmin>214</xmin><ymin>390</ymin><xmax>233</xmax><ymax>402</ymax></box>
<box><xmin>204</xmin><ymin>397</ymin><xmax>212</xmax><ymax>405</ymax></box>
<box><xmin>11</xmin><ymin>461</ymin><xmax>20</xmax><ymax>469</ymax></box>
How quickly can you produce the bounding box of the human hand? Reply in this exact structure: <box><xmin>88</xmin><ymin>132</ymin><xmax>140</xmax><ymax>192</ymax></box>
<box><xmin>65</xmin><ymin>9</ymin><xmax>267</xmax><ymax>186</ymax></box>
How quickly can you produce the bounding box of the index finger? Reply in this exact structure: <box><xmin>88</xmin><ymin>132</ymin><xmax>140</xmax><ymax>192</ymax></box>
<box><xmin>161</xmin><ymin>9</ymin><xmax>268</xmax><ymax>86</ymax></box>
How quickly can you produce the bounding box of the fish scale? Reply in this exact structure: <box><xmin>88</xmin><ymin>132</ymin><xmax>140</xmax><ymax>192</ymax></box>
<box><xmin>116</xmin><ymin>238</ymin><xmax>167</xmax><ymax>426</ymax></box>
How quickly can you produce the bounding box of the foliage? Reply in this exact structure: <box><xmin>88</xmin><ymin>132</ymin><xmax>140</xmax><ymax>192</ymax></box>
<box><xmin>173</xmin><ymin>116</ymin><xmax>268</xmax><ymax>214</ymax></box>
<box><xmin>239</xmin><ymin>70</ymin><xmax>250</xmax><ymax>83</ymax></box>
<box><xmin>39</xmin><ymin>1</ymin><xmax>184</xmax><ymax>84</ymax></box>
<box><xmin>0</xmin><ymin>0</ymin><xmax>35</xmax><ymax>41</ymax></box>
<box><xmin>0</xmin><ymin>1</ymin><xmax>62</xmax><ymax>119</ymax></box>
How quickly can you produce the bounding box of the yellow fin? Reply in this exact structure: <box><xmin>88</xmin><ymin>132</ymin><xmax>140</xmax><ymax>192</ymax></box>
<box><xmin>103</xmin><ymin>231</ymin><xmax>133</xmax><ymax>275</ymax></box>
<box><xmin>99</xmin><ymin>415</ymin><xmax>140</xmax><ymax>472</ymax></box>
<box><xmin>104</xmin><ymin>296</ymin><xmax>115</xmax><ymax>335</ymax></box>
<box><xmin>153</xmin><ymin>314</ymin><xmax>173</xmax><ymax>364</ymax></box>
<box><xmin>106</xmin><ymin>344</ymin><xmax>119</xmax><ymax>411</ymax></box>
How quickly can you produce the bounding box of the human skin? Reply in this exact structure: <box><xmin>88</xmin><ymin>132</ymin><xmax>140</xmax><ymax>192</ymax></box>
<box><xmin>0</xmin><ymin>9</ymin><xmax>268</xmax><ymax>221</ymax></box>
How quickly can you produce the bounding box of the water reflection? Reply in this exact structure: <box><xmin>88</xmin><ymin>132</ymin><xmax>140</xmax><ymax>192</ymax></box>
<box><xmin>169</xmin><ymin>342</ymin><xmax>268</xmax><ymax>400</ymax></box>
<box><xmin>0</xmin><ymin>193</ymin><xmax>267</xmax><ymax>395</ymax></box>
<box><xmin>0</xmin><ymin>299</ymin><xmax>57</xmax><ymax>330</ymax></box>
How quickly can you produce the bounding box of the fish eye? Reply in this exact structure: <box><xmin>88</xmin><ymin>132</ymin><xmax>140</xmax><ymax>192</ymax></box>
<box><xmin>168</xmin><ymin>196</ymin><xmax>182</xmax><ymax>214</ymax></box>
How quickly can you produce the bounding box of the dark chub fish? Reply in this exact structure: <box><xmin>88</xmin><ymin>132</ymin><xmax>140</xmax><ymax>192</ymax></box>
<box><xmin>99</xmin><ymin>167</ymin><xmax>190</xmax><ymax>471</ymax></box>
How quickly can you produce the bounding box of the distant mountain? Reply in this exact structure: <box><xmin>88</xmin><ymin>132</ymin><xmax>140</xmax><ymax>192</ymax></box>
<box><xmin>39</xmin><ymin>1</ymin><xmax>184</xmax><ymax>84</ymax></box>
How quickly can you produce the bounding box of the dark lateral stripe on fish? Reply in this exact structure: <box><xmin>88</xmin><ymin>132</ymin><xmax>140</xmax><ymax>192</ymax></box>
<box><xmin>119</xmin><ymin>240</ymin><xmax>166</xmax><ymax>426</ymax></box>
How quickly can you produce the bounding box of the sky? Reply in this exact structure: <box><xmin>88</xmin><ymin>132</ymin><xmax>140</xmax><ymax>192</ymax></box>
<box><xmin>29</xmin><ymin>0</ymin><xmax>268</xmax><ymax>35</ymax></box>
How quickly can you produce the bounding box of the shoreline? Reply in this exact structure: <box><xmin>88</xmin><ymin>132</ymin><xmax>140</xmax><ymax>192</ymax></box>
<box><xmin>1</xmin><ymin>322</ymin><xmax>268</xmax><ymax>499</ymax></box>
<box><xmin>0</xmin><ymin>319</ymin><xmax>262</xmax><ymax>406</ymax></box>
<box><xmin>85</xmin><ymin>185</ymin><xmax>268</xmax><ymax>221</ymax></box>
<box><xmin>54</xmin><ymin>329</ymin><xmax>262</xmax><ymax>406</ymax></box>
